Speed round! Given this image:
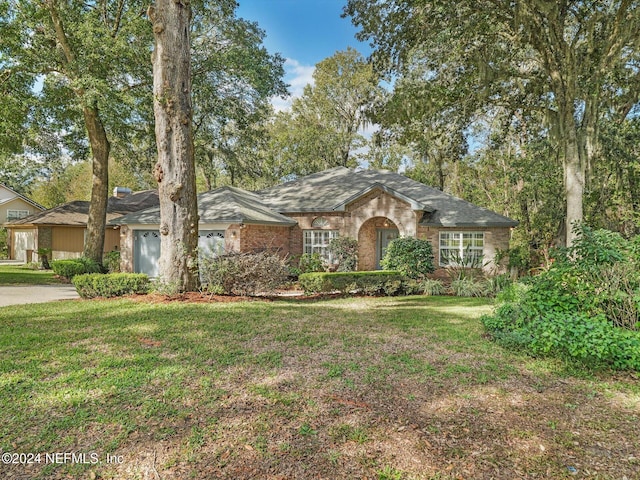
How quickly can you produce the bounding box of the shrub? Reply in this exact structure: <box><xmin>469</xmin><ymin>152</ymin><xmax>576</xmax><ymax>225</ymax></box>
<box><xmin>200</xmin><ymin>251</ymin><xmax>289</xmax><ymax>296</ymax></box>
<box><xmin>482</xmin><ymin>224</ymin><xmax>640</xmax><ymax>370</ymax></box>
<box><xmin>450</xmin><ymin>277</ymin><xmax>488</xmax><ymax>297</ymax></box>
<box><xmin>298</xmin><ymin>253</ymin><xmax>326</xmax><ymax>274</ymax></box>
<box><xmin>51</xmin><ymin>257</ymin><xmax>102</xmax><ymax>280</ymax></box>
<box><xmin>328</xmin><ymin>237</ymin><xmax>358</xmax><ymax>272</ymax></box>
<box><xmin>72</xmin><ymin>273</ymin><xmax>149</xmax><ymax>299</ymax></box>
<box><xmin>419</xmin><ymin>278</ymin><xmax>446</xmax><ymax>296</ymax></box>
<box><xmin>299</xmin><ymin>271</ymin><xmax>404</xmax><ymax>295</ymax></box>
<box><xmin>103</xmin><ymin>250</ymin><xmax>121</xmax><ymax>273</ymax></box>
<box><xmin>484</xmin><ymin>274</ymin><xmax>512</xmax><ymax>297</ymax></box>
<box><xmin>381</xmin><ymin>237</ymin><xmax>435</xmax><ymax>279</ymax></box>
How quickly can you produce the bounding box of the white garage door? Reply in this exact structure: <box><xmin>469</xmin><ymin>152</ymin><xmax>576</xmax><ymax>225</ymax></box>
<box><xmin>134</xmin><ymin>230</ymin><xmax>161</xmax><ymax>277</ymax></box>
<box><xmin>14</xmin><ymin>231</ymin><xmax>35</xmax><ymax>262</ymax></box>
<box><xmin>134</xmin><ymin>230</ymin><xmax>225</xmax><ymax>278</ymax></box>
<box><xmin>198</xmin><ymin>230</ymin><xmax>225</xmax><ymax>259</ymax></box>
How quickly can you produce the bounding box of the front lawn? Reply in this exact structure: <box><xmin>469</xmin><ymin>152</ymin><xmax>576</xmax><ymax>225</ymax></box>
<box><xmin>0</xmin><ymin>296</ymin><xmax>638</xmax><ymax>479</ymax></box>
<box><xmin>0</xmin><ymin>264</ymin><xmax>59</xmax><ymax>285</ymax></box>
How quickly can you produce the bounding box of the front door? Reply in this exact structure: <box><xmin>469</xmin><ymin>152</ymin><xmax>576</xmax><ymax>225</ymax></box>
<box><xmin>376</xmin><ymin>228</ymin><xmax>399</xmax><ymax>269</ymax></box>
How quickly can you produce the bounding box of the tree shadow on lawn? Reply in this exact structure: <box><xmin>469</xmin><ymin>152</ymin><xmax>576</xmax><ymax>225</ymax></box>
<box><xmin>1</xmin><ymin>298</ymin><xmax>638</xmax><ymax>479</ymax></box>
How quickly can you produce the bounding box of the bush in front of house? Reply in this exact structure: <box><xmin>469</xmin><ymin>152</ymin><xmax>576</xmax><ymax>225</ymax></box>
<box><xmin>200</xmin><ymin>251</ymin><xmax>289</xmax><ymax>296</ymax></box>
<box><xmin>380</xmin><ymin>237</ymin><xmax>435</xmax><ymax>279</ymax></box>
<box><xmin>299</xmin><ymin>270</ymin><xmax>404</xmax><ymax>295</ymax></box>
<box><xmin>103</xmin><ymin>250</ymin><xmax>121</xmax><ymax>273</ymax></box>
<box><xmin>328</xmin><ymin>237</ymin><xmax>358</xmax><ymax>272</ymax></box>
<box><xmin>72</xmin><ymin>273</ymin><xmax>150</xmax><ymax>298</ymax></box>
<box><xmin>482</xmin><ymin>224</ymin><xmax>640</xmax><ymax>370</ymax></box>
<box><xmin>51</xmin><ymin>257</ymin><xmax>103</xmax><ymax>279</ymax></box>
<box><xmin>298</xmin><ymin>253</ymin><xmax>326</xmax><ymax>274</ymax></box>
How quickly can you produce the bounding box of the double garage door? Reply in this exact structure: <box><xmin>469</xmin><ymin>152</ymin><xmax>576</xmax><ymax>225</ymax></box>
<box><xmin>134</xmin><ymin>230</ymin><xmax>225</xmax><ymax>278</ymax></box>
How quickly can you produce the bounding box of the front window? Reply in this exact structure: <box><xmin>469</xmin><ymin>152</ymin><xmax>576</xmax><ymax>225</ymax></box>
<box><xmin>439</xmin><ymin>232</ymin><xmax>484</xmax><ymax>267</ymax></box>
<box><xmin>6</xmin><ymin>210</ymin><xmax>29</xmax><ymax>221</ymax></box>
<box><xmin>303</xmin><ymin>230</ymin><xmax>338</xmax><ymax>262</ymax></box>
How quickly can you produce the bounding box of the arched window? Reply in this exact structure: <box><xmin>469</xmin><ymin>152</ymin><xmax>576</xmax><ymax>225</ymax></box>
<box><xmin>311</xmin><ymin>216</ymin><xmax>330</xmax><ymax>228</ymax></box>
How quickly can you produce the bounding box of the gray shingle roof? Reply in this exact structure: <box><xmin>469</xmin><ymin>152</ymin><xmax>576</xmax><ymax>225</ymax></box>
<box><xmin>111</xmin><ymin>186</ymin><xmax>296</xmax><ymax>226</ymax></box>
<box><xmin>258</xmin><ymin>167</ymin><xmax>518</xmax><ymax>228</ymax></box>
<box><xmin>7</xmin><ymin>190</ymin><xmax>159</xmax><ymax>226</ymax></box>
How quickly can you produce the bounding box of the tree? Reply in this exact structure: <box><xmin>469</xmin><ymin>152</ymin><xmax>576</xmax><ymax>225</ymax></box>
<box><xmin>0</xmin><ymin>0</ymin><xmax>152</xmax><ymax>263</ymax></box>
<box><xmin>345</xmin><ymin>0</ymin><xmax>640</xmax><ymax>246</ymax></box>
<box><xmin>191</xmin><ymin>8</ymin><xmax>287</xmax><ymax>190</ymax></box>
<box><xmin>150</xmin><ymin>0</ymin><xmax>199</xmax><ymax>291</ymax></box>
<box><xmin>265</xmin><ymin>48</ymin><xmax>384</xmax><ymax>177</ymax></box>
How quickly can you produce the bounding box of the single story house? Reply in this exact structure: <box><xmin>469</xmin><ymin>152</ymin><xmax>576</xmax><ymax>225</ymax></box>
<box><xmin>5</xmin><ymin>189</ymin><xmax>158</xmax><ymax>262</ymax></box>
<box><xmin>112</xmin><ymin>167</ymin><xmax>518</xmax><ymax>276</ymax></box>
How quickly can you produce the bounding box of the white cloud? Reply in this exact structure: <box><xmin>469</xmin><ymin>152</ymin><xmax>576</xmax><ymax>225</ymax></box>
<box><xmin>272</xmin><ymin>58</ymin><xmax>315</xmax><ymax>112</ymax></box>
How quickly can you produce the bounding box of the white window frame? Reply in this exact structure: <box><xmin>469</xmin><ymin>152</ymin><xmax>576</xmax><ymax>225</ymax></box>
<box><xmin>6</xmin><ymin>209</ymin><xmax>29</xmax><ymax>221</ymax></box>
<box><xmin>303</xmin><ymin>230</ymin><xmax>338</xmax><ymax>263</ymax></box>
<box><xmin>439</xmin><ymin>232</ymin><xmax>484</xmax><ymax>267</ymax></box>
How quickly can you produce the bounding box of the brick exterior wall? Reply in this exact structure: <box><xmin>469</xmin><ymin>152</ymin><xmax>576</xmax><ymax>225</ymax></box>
<box><xmin>237</xmin><ymin>224</ymin><xmax>292</xmax><ymax>256</ymax></box>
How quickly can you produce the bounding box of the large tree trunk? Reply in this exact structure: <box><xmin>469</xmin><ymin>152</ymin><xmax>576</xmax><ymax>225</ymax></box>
<box><xmin>82</xmin><ymin>106</ymin><xmax>111</xmax><ymax>263</ymax></box>
<box><xmin>563</xmin><ymin>117</ymin><xmax>585</xmax><ymax>248</ymax></box>
<box><xmin>150</xmin><ymin>0</ymin><xmax>199</xmax><ymax>291</ymax></box>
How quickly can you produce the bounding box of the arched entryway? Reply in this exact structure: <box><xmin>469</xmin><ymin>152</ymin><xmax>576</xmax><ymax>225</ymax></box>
<box><xmin>357</xmin><ymin>217</ymin><xmax>399</xmax><ymax>270</ymax></box>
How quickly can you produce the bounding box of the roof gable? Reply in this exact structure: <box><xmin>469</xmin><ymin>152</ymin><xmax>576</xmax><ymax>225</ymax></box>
<box><xmin>0</xmin><ymin>184</ymin><xmax>45</xmax><ymax>211</ymax></box>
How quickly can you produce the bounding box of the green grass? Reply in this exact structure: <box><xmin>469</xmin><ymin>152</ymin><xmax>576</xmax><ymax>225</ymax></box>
<box><xmin>0</xmin><ymin>295</ymin><xmax>637</xmax><ymax>479</ymax></box>
<box><xmin>0</xmin><ymin>264</ymin><xmax>60</xmax><ymax>285</ymax></box>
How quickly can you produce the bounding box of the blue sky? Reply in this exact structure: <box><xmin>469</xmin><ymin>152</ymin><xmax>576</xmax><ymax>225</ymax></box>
<box><xmin>236</xmin><ymin>0</ymin><xmax>371</xmax><ymax>109</ymax></box>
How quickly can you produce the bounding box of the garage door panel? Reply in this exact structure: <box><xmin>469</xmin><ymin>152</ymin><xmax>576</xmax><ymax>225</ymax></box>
<box><xmin>134</xmin><ymin>230</ymin><xmax>160</xmax><ymax>277</ymax></box>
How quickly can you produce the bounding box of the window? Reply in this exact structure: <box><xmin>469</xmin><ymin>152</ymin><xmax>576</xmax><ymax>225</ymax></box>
<box><xmin>6</xmin><ymin>210</ymin><xmax>29</xmax><ymax>221</ymax></box>
<box><xmin>311</xmin><ymin>216</ymin><xmax>330</xmax><ymax>227</ymax></box>
<box><xmin>303</xmin><ymin>230</ymin><xmax>338</xmax><ymax>262</ymax></box>
<box><xmin>439</xmin><ymin>232</ymin><xmax>484</xmax><ymax>267</ymax></box>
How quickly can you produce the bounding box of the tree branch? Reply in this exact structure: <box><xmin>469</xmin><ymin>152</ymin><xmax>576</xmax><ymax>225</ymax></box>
<box><xmin>46</xmin><ymin>0</ymin><xmax>76</xmax><ymax>67</ymax></box>
<box><xmin>112</xmin><ymin>0</ymin><xmax>126</xmax><ymax>37</ymax></box>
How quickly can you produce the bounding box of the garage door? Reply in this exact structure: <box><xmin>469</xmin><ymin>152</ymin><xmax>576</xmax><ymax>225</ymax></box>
<box><xmin>134</xmin><ymin>230</ymin><xmax>161</xmax><ymax>277</ymax></box>
<box><xmin>14</xmin><ymin>231</ymin><xmax>35</xmax><ymax>262</ymax></box>
<box><xmin>198</xmin><ymin>230</ymin><xmax>225</xmax><ymax>259</ymax></box>
<box><xmin>134</xmin><ymin>230</ymin><xmax>225</xmax><ymax>278</ymax></box>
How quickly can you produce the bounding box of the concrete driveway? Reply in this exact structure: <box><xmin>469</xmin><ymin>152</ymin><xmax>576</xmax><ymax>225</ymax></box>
<box><xmin>0</xmin><ymin>285</ymin><xmax>79</xmax><ymax>307</ymax></box>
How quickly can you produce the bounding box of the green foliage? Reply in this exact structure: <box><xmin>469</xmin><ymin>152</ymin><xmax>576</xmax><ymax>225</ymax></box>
<box><xmin>450</xmin><ymin>278</ymin><xmax>488</xmax><ymax>297</ymax></box>
<box><xmin>103</xmin><ymin>250</ymin><xmax>121</xmax><ymax>273</ymax></box>
<box><xmin>0</xmin><ymin>228</ymin><xmax>7</xmax><ymax>259</ymax></box>
<box><xmin>483</xmin><ymin>225</ymin><xmax>640</xmax><ymax>370</ymax></box>
<box><xmin>418</xmin><ymin>278</ymin><xmax>446</xmax><ymax>296</ymax></box>
<box><xmin>51</xmin><ymin>258</ymin><xmax>103</xmax><ymax>280</ymax></box>
<box><xmin>200</xmin><ymin>251</ymin><xmax>289</xmax><ymax>296</ymax></box>
<box><xmin>380</xmin><ymin>237</ymin><xmax>435</xmax><ymax>279</ymax></box>
<box><xmin>299</xmin><ymin>270</ymin><xmax>404</xmax><ymax>295</ymax></box>
<box><xmin>72</xmin><ymin>273</ymin><xmax>150</xmax><ymax>299</ymax></box>
<box><xmin>263</xmin><ymin>48</ymin><xmax>384</xmax><ymax>178</ymax></box>
<box><xmin>328</xmin><ymin>237</ymin><xmax>358</xmax><ymax>272</ymax></box>
<box><xmin>298</xmin><ymin>253</ymin><xmax>326</xmax><ymax>274</ymax></box>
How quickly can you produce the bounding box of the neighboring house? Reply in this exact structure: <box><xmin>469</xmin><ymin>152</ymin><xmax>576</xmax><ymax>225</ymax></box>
<box><xmin>0</xmin><ymin>184</ymin><xmax>46</xmax><ymax>261</ymax></box>
<box><xmin>113</xmin><ymin>167</ymin><xmax>518</xmax><ymax>276</ymax></box>
<box><xmin>5</xmin><ymin>189</ymin><xmax>158</xmax><ymax>262</ymax></box>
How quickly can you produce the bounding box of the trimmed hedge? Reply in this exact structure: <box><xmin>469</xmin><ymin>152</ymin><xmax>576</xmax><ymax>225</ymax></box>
<box><xmin>299</xmin><ymin>270</ymin><xmax>404</xmax><ymax>295</ymax></box>
<box><xmin>51</xmin><ymin>258</ymin><xmax>102</xmax><ymax>280</ymax></box>
<box><xmin>72</xmin><ymin>273</ymin><xmax>150</xmax><ymax>299</ymax></box>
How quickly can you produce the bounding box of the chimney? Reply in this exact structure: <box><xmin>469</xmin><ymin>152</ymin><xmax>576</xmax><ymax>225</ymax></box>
<box><xmin>113</xmin><ymin>187</ymin><xmax>132</xmax><ymax>198</ymax></box>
